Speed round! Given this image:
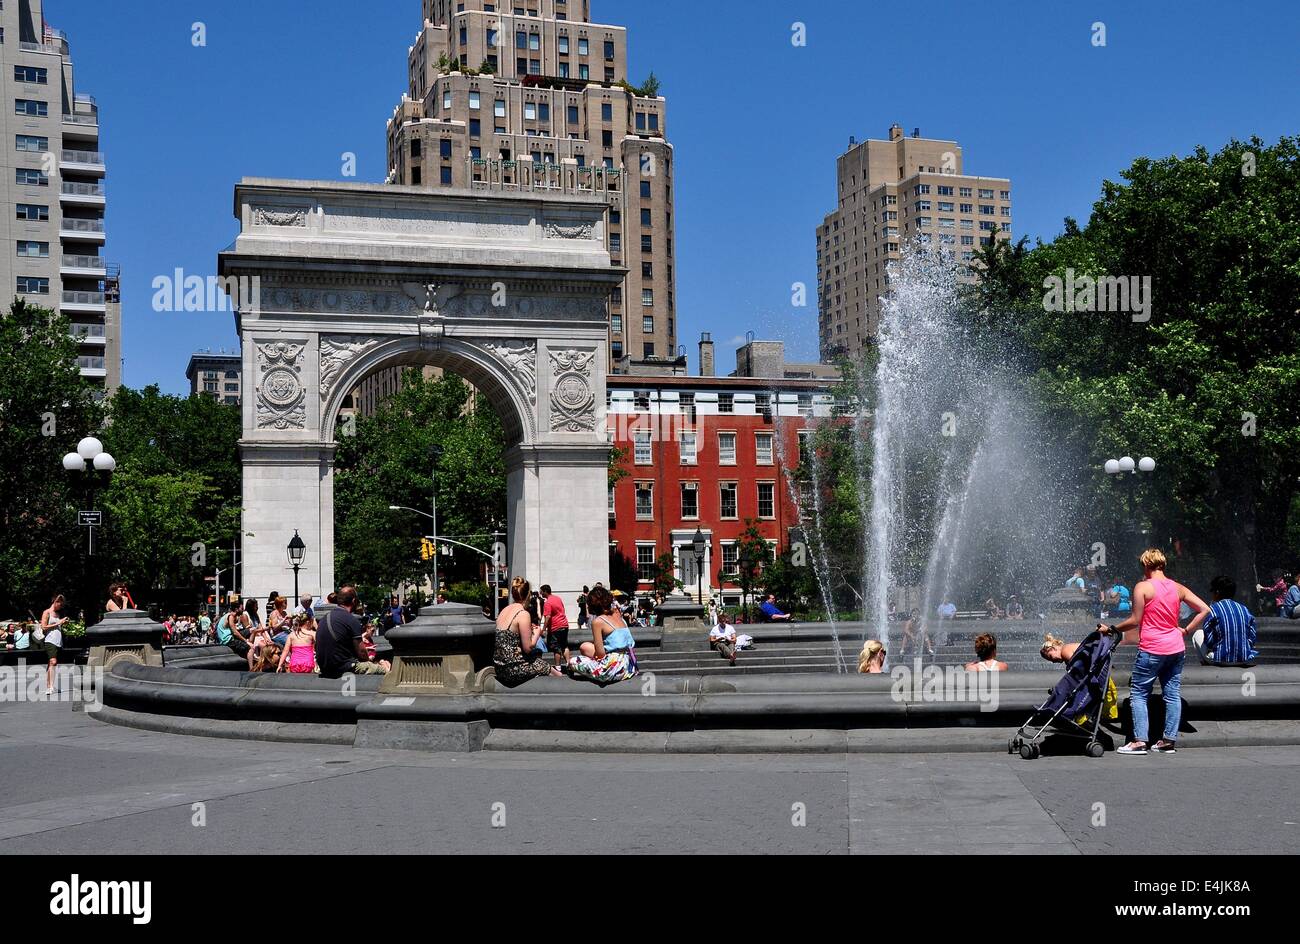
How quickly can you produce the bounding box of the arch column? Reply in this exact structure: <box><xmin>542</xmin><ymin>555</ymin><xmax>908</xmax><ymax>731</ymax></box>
<box><xmin>505</xmin><ymin>442</ymin><xmax>610</xmax><ymax>617</ymax></box>
<box><xmin>240</xmin><ymin>441</ymin><xmax>335</xmax><ymax>605</ymax></box>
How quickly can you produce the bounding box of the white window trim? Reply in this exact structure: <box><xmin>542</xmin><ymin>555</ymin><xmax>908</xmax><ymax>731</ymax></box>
<box><xmin>634</xmin><ymin>480</ymin><xmax>654</xmax><ymax>520</ymax></box>
<box><xmin>757</xmin><ymin>480</ymin><xmax>777</xmax><ymax>519</ymax></box>
<box><xmin>755</xmin><ymin>432</ymin><xmax>774</xmax><ymax>466</ymax></box>
<box><xmin>718</xmin><ymin>481</ymin><xmax>739</xmax><ymax>520</ymax></box>
<box><xmin>717</xmin><ymin>430</ymin><xmax>737</xmax><ymax>465</ymax></box>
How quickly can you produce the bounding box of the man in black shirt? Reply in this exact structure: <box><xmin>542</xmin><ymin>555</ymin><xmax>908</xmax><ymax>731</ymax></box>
<box><xmin>315</xmin><ymin>588</ymin><xmax>390</xmax><ymax>679</ymax></box>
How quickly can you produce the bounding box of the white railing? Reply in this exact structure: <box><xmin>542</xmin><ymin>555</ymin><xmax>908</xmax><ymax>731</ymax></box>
<box><xmin>61</xmin><ymin>182</ymin><xmax>104</xmax><ymax>196</ymax></box>
<box><xmin>62</xmin><ymin>113</ymin><xmax>98</xmax><ymax>126</ymax></box>
<box><xmin>62</xmin><ymin>254</ymin><xmax>105</xmax><ymax>269</ymax></box>
<box><xmin>61</xmin><ymin>218</ymin><xmax>105</xmax><ymax>233</ymax></box>
<box><xmin>62</xmin><ymin>149</ymin><xmax>104</xmax><ymax>165</ymax></box>
<box><xmin>63</xmin><ymin>290</ymin><xmax>106</xmax><ymax>305</ymax></box>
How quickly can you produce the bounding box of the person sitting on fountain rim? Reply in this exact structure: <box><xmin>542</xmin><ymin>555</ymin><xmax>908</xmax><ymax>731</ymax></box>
<box><xmin>1282</xmin><ymin>573</ymin><xmax>1300</xmax><ymax>620</ymax></box>
<box><xmin>965</xmin><ymin>633</ymin><xmax>1008</xmax><ymax>672</ymax></box>
<box><xmin>759</xmin><ymin>594</ymin><xmax>792</xmax><ymax>622</ymax></box>
<box><xmin>1193</xmin><ymin>576</ymin><xmax>1258</xmax><ymax>666</ymax></box>
<box><xmin>1005</xmin><ymin>595</ymin><xmax>1025</xmax><ymax>620</ymax></box>
<box><xmin>315</xmin><ymin>587</ymin><xmax>391</xmax><ymax>679</ymax></box>
<box><xmin>709</xmin><ymin>612</ymin><xmax>739</xmax><ymax>665</ymax></box>
<box><xmin>857</xmin><ymin>639</ymin><xmax>886</xmax><ymax>674</ymax></box>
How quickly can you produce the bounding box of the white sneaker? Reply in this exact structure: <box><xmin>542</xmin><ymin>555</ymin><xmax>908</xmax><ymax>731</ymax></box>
<box><xmin>1117</xmin><ymin>742</ymin><xmax>1148</xmax><ymax>755</ymax></box>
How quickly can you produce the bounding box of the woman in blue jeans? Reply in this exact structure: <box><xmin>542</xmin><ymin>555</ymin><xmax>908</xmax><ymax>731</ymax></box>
<box><xmin>1104</xmin><ymin>549</ymin><xmax>1210</xmax><ymax>755</ymax></box>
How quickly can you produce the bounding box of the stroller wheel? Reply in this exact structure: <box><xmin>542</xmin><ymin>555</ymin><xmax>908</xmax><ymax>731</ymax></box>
<box><xmin>1086</xmin><ymin>742</ymin><xmax>1105</xmax><ymax>758</ymax></box>
<box><xmin>1019</xmin><ymin>744</ymin><xmax>1035</xmax><ymax>760</ymax></box>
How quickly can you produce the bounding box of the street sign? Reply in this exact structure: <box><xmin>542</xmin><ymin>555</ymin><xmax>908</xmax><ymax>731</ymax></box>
<box><xmin>78</xmin><ymin>510</ymin><xmax>102</xmax><ymax>527</ymax></box>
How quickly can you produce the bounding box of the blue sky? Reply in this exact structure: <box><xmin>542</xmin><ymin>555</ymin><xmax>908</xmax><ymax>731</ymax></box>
<box><xmin>53</xmin><ymin>0</ymin><xmax>1300</xmax><ymax>392</ymax></box>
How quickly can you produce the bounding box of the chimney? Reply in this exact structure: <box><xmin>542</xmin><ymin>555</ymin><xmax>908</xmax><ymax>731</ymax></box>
<box><xmin>848</xmin><ymin>134</ymin><xmax>856</xmax><ymax>147</ymax></box>
<box><xmin>888</xmin><ymin>123</ymin><xmax>903</xmax><ymax>141</ymax></box>
<box><xmin>912</xmin><ymin>127</ymin><xmax>920</xmax><ymax>138</ymax></box>
<box><xmin>698</xmin><ymin>332</ymin><xmax>715</xmax><ymax>377</ymax></box>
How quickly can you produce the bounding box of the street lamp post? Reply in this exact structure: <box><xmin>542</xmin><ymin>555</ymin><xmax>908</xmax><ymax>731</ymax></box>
<box><xmin>287</xmin><ymin>530</ymin><xmax>307</xmax><ymax>601</ymax></box>
<box><xmin>62</xmin><ymin>436</ymin><xmax>115</xmax><ymax>557</ymax></box>
<box><xmin>1104</xmin><ymin>455</ymin><xmax>1156</xmax><ymax>557</ymax></box>
<box><xmin>692</xmin><ymin>527</ymin><xmax>706</xmax><ymax>606</ymax></box>
<box><xmin>429</xmin><ymin>445</ymin><xmax>442</xmax><ymax>600</ymax></box>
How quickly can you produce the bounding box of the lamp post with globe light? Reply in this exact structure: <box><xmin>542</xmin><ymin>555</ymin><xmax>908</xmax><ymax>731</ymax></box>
<box><xmin>62</xmin><ymin>436</ymin><xmax>115</xmax><ymax>557</ymax></box>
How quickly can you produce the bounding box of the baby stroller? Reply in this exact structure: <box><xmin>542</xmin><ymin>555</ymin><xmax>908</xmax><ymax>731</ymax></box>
<box><xmin>1009</xmin><ymin>628</ymin><xmax>1119</xmax><ymax>759</ymax></box>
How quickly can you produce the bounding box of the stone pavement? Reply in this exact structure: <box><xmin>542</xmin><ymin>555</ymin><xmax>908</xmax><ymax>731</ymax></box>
<box><xmin>0</xmin><ymin>700</ymin><xmax>1296</xmax><ymax>854</ymax></box>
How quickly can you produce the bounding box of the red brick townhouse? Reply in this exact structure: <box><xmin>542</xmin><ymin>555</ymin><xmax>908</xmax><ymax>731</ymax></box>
<box><xmin>606</xmin><ymin>336</ymin><xmax>839</xmax><ymax>606</ymax></box>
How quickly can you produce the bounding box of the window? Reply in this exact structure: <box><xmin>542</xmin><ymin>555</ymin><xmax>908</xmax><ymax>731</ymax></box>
<box><xmin>604</xmin><ymin>40</ymin><xmax>615</xmax><ymax>59</ymax></box>
<box><xmin>14</xmin><ymin>66</ymin><xmax>47</xmax><ymax>84</ymax></box>
<box><xmin>960</xmin><ymin>203</ymin><xmax>973</xmax><ymax>214</ymax></box>
<box><xmin>608</xmin><ymin>484</ymin><xmax>616</xmax><ymax>520</ymax></box>
<box><xmin>641</xmin><ymin>261</ymin><xmax>653</xmax><ymax>278</ymax></box>
<box><xmin>635</xmin><ymin>483</ymin><xmax>654</xmax><ymax>519</ymax></box>
<box><xmin>559</xmin><ymin>35</ymin><xmax>569</xmax><ymax>53</ymax></box>
<box><xmin>716</xmin><ymin>432</ymin><xmax>737</xmax><ymax>465</ymax></box>
<box><xmin>440</xmin><ymin>166</ymin><xmax>452</xmax><ymax>184</ymax></box>
<box><xmin>411</xmin><ymin>166</ymin><xmax>422</xmax><ymax>184</ymax></box>
<box><xmin>15</xmin><ymin>168</ymin><xmax>47</xmax><ymax>186</ymax></box>
<box><xmin>633</xmin><ymin>428</ymin><xmax>652</xmax><ymax>464</ymax></box>
<box><xmin>960</xmin><ymin>187</ymin><xmax>972</xmax><ymax>197</ymax></box>
<box><xmin>15</xmin><ymin>203</ymin><xmax>48</xmax><ymax>221</ymax></box>
<box><xmin>721</xmin><ymin>543</ymin><xmax>739</xmax><ymax>576</ymax></box>
<box><xmin>15</xmin><ymin>135</ymin><xmax>48</xmax><ymax>152</ymax></box>
<box><xmin>937</xmin><ymin>185</ymin><xmax>954</xmax><ymax>196</ymax></box>
<box><xmin>579</xmin><ymin>64</ymin><xmax>588</xmax><ymax>79</ymax></box>
<box><xmin>16</xmin><ymin>240</ymin><xmax>48</xmax><ymax>257</ymax></box>
<box><xmin>601</xmin><ymin>102</ymin><xmax>612</xmax><ymax>121</ymax></box>
<box><xmin>980</xmin><ymin>204</ymin><xmax>995</xmax><ymax>215</ymax></box>
<box><xmin>797</xmin><ymin>393</ymin><xmax>813</xmax><ymax>416</ymax></box>
<box><xmin>718</xmin><ymin>393</ymin><xmax>734</xmax><ymax>414</ymax></box>
<box><xmin>641</xmin><ymin>234</ymin><xmax>652</xmax><ymax>252</ymax></box>
<box><xmin>979</xmin><ymin>188</ymin><xmax>994</xmax><ymax>199</ymax></box>
<box><xmin>679</xmin><ymin>392</ymin><xmax>695</xmax><ymax>421</ymax></box>
<box><xmin>611</xmin><ymin>313</ymin><xmax>622</xmax><ymax>333</ymax></box>
<box><xmin>468</xmin><ymin>90</ymin><xmax>480</xmax><ymax>110</ymax></box>
<box><xmin>640</xmin><ymin>207</ymin><xmax>652</xmax><ymax>227</ymax></box>
<box><xmin>469</xmin><ymin>118</ymin><xmax>481</xmax><ymax>136</ymax></box>
<box><xmin>755</xmin><ymin>432</ymin><xmax>773</xmax><ymax>464</ymax></box>
<box><xmin>494</xmin><ymin>99</ymin><xmax>506</xmax><ymax>117</ymax></box>
<box><xmin>797</xmin><ymin>429</ymin><xmax>810</xmax><ymax>462</ymax></box>
<box><xmin>611</xmin><ymin>341</ymin><xmax>623</xmax><ymax>359</ymax></box>
<box><xmin>756</xmin><ymin>393</ymin><xmax>772</xmax><ymax>419</ymax></box>
<box><xmin>578</xmin><ymin>37</ymin><xmax>589</xmax><ymax>55</ymax></box>
<box><xmin>440</xmin><ymin>138</ymin><xmax>452</xmax><ymax>158</ymax></box>
<box><xmin>516</xmin><ymin>30</ymin><xmax>528</xmax><ymax>48</ymax></box>
<box><xmin>679</xmin><ymin>429</ymin><xmax>697</xmax><ymax>465</ymax></box>
<box><xmin>525</xmin><ymin>102</ymin><xmax>537</xmax><ymax>120</ymax></box>
<box><xmin>637</xmin><ymin>544</ymin><xmax>656</xmax><ymax>580</ymax></box>
<box><xmin>15</xmin><ymin>99</ymin><xmax>47</xmax><ymax>117</ymax></box>
<box><xmin>16</xmin><ymin>276</ymin><xmax>49</xmax><ymax>294</ymax></box>
<box><xmin>601</xmin><ymin>129</ymin><xmax>613</xmax><ymax>147</ymax></box>
<box><xmin>720</xmin><ymin>482</ymin><xmax>738</xmax><ymax>519</ymax></box>
<box><xmin>643</xmin><ymin>342</ymin><xmax>655</xmax><ymax>358</ymax></box>
<box><xmin>641</xmin><ymin>288</ymin><xmax>653</xmax><ymax>308</ymax></box>
<box><xmin>640</xmin><ymin>180</ymin><xmax>651</xmax><ymax>198</ymax></box>
<box><xmin>609</xmin><ymin>232</ymin><xmax>621</xmax><ymax>252</ymax></box>
<box><xmin>529</xmin><ymin>33</ymin><xmax>540</xmax><ymax>51</ymax></box>
<box><xmin>757</xmin><ymin>482</ymin><xmax>776</xmax><ymax>518</ymax></box>
<box><xmin>635</xmin><ymin>112</ymin><xmax>645</xmax><ymax>130</ymax></box>
<box><xmin>680</xmin><ymin>482</ymin><xmax>698</xmax><ymax>518</ymax></box>
<box><xmin>567</xmin><ymin>104</ymin><xmax>579</xmax><ymax>124</ymax></box>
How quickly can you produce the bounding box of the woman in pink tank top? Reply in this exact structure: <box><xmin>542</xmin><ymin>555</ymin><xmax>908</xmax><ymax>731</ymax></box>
<box><xmin>1104</xmin><ymin>548</ymin><xmax>1210</xmax><ymax>755</ymax></box>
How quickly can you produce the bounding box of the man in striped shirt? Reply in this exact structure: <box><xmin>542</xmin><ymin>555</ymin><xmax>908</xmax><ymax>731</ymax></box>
<box><xmin>1195</xmin><ymin>576</ymin><xmax>1259</xmax><ymax>666</ymax></box>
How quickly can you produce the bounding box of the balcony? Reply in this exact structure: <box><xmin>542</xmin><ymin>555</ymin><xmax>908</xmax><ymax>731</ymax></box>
<box><xmin>61</xmin><ymin>149</ymin><xmax>105</xmax><ymax>175</ymax></box>
<box><xmin>62</xmin><ymin>290</ymin><xmax>106</xmax><ymax>312</ymax></box>
<box><xmin>60</xmin><ymin>181</ymin><xmax>105</xmax><ymax>205</ymax></box>
<box><xmin>59</xmin><ymin>218</ymin><xmax>105</xmax><ymax>241</ymax></box>
<box><xmin>76</xmin><ymin>355</ymin><xmax>107</xmax><ymax>377</ymax></box>
<box><xmin>70</xmin><ymin>323</ymin><xmax>107</xmax><ymax>345</ymax></box>
<box><xmin>61</xmin><ymin>254</ymin><xmax>106</xmax><ymax>275</ymax></box>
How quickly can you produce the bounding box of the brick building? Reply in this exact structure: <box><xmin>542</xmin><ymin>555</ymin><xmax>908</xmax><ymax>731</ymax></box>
<box><xmin>607</xmin><ymin>337</ymin><xmax>837</xmax><ymax>606</ymax></box>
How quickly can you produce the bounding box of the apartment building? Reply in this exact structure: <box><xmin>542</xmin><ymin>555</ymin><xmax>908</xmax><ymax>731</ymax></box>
<box><xmin>607</xmin><ymin>334</ymin><xmax>838</xmax><ymax>606</ymax></box>
<box><xmin>0</xmin><ymin>0</ymin><xmax>117</xmax><ymax>394</ymax></box>
<box><xmin>817</xmin><ymin>124</ymin><xmax>1012</xmax><ymax>360</ymax></box>
<box><xmin>185</xmin><ymin>351</ymin><xmax>242</xmax><ymax>406</ymax></box>
<box><xmin>385</xmin><ymin>0</ymin><xmax>676</xmax><ymax>376</ymax></box>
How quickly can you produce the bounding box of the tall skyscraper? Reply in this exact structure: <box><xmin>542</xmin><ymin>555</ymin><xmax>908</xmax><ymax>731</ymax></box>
<box><xmin>385</xmin><ymin>0</ymin><xmax>675</xmax><ymax>369</ymax></box>
<box><xmin>1</xmin><ymin>0</ymin><xmax>118</xmax><ymax>395</ymax></box>
<box><xmin>817</xmin><ymin>124</ymin><xmax>1012</xmax><ymax>361</ymax></box>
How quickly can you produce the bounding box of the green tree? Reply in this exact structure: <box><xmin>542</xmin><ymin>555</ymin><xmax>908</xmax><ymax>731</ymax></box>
<box><xmin>0</xmin><ymin>299</ymin><xmax>104</xmax><ymax>618</ymax></box>
<box><xmin>968</xmin><ymin>136</ymin><xmax>1300</xmax><ymax>594</ymax></box>
<box><xmin>651</xmin><ymin>551</ymin><xmax>678</xmax><ymax>598</ymax></box>
<box><xmin>734</xmin><ymin>519</ymin><xmax>771</xmax><ymax>621</ymax></box>
<box><xmin>639</xmin><ymin>71</ymin><xmax>661</xmax><ymax>98</ymax></box>
<box><xmin>334</xmin><ymin>371</ymin><xmax>507</xmax><ymax>595</ymax></box>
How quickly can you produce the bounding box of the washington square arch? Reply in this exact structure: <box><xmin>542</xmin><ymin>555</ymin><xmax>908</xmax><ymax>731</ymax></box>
<box><xmin>219</xmin><ymin>177</ymin><xmax>621</xmax><ymax>616</ymax></box>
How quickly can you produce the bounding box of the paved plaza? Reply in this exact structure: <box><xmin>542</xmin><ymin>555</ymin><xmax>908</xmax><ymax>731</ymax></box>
<box><xmin>1</xmin><ymin>700</ymin><xmax>1296</xmax><ymax>855</ymax></box>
